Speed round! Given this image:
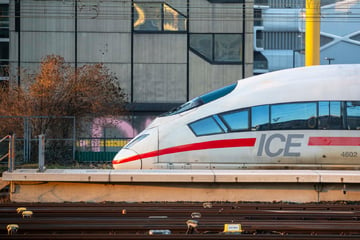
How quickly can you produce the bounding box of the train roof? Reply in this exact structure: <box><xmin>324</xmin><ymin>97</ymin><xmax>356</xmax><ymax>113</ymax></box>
<box><xmin>153</xmin><ymin>64</ymin><xmax>360</xmax><ymax>126</ymax></box>
<box><xmin>229</xmin><ymin>64</ymin><xmax>360</xmax><ymax>107</ymax></box>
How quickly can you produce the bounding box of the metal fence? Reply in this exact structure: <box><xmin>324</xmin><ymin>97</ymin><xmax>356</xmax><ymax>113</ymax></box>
<box><xmin>0</xmin><ymin>116</ymin><xmax>132</xmax><ymax>168</ymax></box>
<box><xmin>0</xmin><ymin>116</ymin><xmax>76</xmax><ymax>165</ymax></box>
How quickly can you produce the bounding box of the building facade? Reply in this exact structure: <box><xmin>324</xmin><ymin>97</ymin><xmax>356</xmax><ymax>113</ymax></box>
<box><xmin>0</xmin><ymin>0</ymin><xmax>8</xmax><ymax>88</ymax></box>
<box><xmin>7</xmin><ymin>0</ymin><xmax>253</xmax><ymax>138</ymax></box>
<box><xmin>254</xmin><ymin>0</ymin><xmax>360</xmax><ymax>73</ymax></box>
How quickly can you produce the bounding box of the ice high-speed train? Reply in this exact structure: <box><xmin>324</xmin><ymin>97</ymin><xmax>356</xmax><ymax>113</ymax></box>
<box><xmin>113</xmin><ymin>64</ymin><xmax>360</xmax><ymax>170</ymax></box>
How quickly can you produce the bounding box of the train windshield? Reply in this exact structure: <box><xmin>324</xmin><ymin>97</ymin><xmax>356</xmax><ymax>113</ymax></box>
<box><xmin>162</xmin><ymin>82</ymin><xmax>237</xmax><ymax>116</ymax></box>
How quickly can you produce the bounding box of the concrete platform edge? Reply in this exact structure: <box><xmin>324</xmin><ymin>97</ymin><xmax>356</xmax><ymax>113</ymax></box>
<box><xmin>3</xmin><ymin>169</ymin><xmax>360</xmax><ymax>183</ymax></box>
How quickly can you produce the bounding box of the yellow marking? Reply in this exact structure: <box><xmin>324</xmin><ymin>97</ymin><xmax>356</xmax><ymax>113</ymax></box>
<box><xmin>305</xmin><ymin>0</ymin><xmax>321</xmax><ymax>66</ymax></box>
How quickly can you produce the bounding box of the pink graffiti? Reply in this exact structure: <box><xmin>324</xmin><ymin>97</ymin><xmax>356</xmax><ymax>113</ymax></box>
<box><xmin>91</xmin><ymin>117</ymin><xmax>138</xmax><ymax>152</ymax></box>
<box><xmin>145</xmin><ymin>117</ymin><xmax>153</xmax><ymax>127</ymax></box>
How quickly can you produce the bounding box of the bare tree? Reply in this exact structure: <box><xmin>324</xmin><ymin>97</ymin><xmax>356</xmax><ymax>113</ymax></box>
<box><xmin>0</xmin><ymin>55</ymin><xmax>128</xmax><ymax>165</ymax></box>
<box><xmin>27</xmin><ymin>55</ymin><xmax>127</xmax><ymax>117</ymax></box>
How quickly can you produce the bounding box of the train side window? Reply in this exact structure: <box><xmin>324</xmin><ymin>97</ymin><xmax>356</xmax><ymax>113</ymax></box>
<box><xmin>220</xmin><ymin>109</ymin><xmax>249</xmax><ymax>131</ymax></box>
<box><xmin>270</xmin><ymin>102</ymin><xmax>317</xmax><ymax>130</ymax></box>
<box><xmin>124</xmin><ymin>134</ymin><xmax>149</xmax><ymax>149</ymax></box>
<box><xmin>318</xmin><ymin>101</ymin><xmax>342</xmax><ymax>129</ymax></box>
<box><xmin>346</xmin><ymin>101</ymin><xmax>360</xmax><ymax>130</ymax></box>
<box><xmin>189</xmin><ymin>117</ymin><xmax>224</xmax><ymax>136</ymax></box>
<box><xmin>213</xmin><ymin>115</ymin><xmax>229</xmax><ymax>132</ymax></box>
<box><xmin>251</xmin><ymin>105</ymin><xmax>269</xmax><ymax>131</ymax></box>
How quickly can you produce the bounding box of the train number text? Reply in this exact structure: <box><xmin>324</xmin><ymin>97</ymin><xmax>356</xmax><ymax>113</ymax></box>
<box><xmin>341</xmin><ymin>152</ymin><xmax>358</xmax><ymax>158</ymax></box>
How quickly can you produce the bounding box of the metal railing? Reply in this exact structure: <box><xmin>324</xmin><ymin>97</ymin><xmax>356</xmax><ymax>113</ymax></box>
<box><xmin>0</xmin><ymin>134</ymin><xmax>15</xmax><ymax>172</ymax></box>
<box><xmin>0</xmin><ymin>116</ymin><xmax>76</xmax><ymax>164</ymax></box>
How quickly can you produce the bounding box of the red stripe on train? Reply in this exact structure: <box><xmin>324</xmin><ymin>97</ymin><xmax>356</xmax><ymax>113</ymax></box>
<box><xmin>113</xmin><ymin>138</ymin><xmax>256</xmax><ymax>165</ymax></box>
<box><xmin>308</xmin><ymin>137</ymin><xmax>360</xmax><ymax>146</ymax></box>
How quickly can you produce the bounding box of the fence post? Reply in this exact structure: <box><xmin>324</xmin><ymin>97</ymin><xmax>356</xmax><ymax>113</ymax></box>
<box><xmin>38</xmin><ymin>134</ymin><xmax>46</xmax><ymax>172</ymax></box>
<box><xmin>8</xmin><ymin>134</ymin><xmax>15</xmax><ymax>172</ymax></box>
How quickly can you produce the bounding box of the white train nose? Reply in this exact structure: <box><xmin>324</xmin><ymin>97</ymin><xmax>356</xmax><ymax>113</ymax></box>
<box><xmin>112</xmin><ymin>148</ymin><xmax>142</xmax><ymax>169</ymax></box>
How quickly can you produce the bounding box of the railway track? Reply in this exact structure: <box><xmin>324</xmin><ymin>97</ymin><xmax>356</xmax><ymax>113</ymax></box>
<box><xmin>1</xmin><ymin>202</ymin><xmax>360</xmax><ymax>239</ymax></box>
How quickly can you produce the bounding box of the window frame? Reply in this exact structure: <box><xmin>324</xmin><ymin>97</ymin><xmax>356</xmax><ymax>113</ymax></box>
<box><xmin>345</xmin><ymin>101</ymin><xmax>360</xmax><ymax>130</ymax></box>
<box><xmin>270</xmin><ymin>102</ymin><xmax>318</xmax><ymax>130</ymax></box>
<box><xmin>318</xmin><ymin>101</ymin><xmax>342</xmax><ymax>130</ymax></box>
<box><xmin>188</xmin><ymin>116</ymin><xmax>225</xmax><ymax>137</ymax></box>
<box><xmin>251</xmin><ymin>104</ymin><xmax>270</xmax><ymax>131</ymax></box>
<box><xmin>0</xmin><ymin>4</ymin><xmax>9</xmax><ymax>38</ymax></box>
<box><xmin>132</xmin><ymin>2</ymin><xmax>187</xmax><ymax>33</ymax></box>
<box><xmin>162</xmin><ymin>83</ymin><xmax>236</xmax><ymax>116</ymax></box>
<box><xmin>207</xmin><ymin>0</ymin><xmax>244</xmax><ymax>3</ymax></box>
<box><xmin>219</xmin><ymin>108</ymin><xmax>250</xmax><ymax>132</ymax></box>
<box><xmin>190</xmin><ymin>33</ymin><xmax>243</xmax><ymax>64</ymax></box>
<box><xmin>187</xmin><ymin>101</ymin><xmax>359</xmax><ymax>137</ymax></box>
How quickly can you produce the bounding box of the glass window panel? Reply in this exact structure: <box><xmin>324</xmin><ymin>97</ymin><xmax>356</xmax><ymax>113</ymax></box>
<box><xmin>252</xmin><ymin>105</ymin><xmax>269</xmax><ymax>130</ymax></box>
<box><xmin>190</xmin><ymin>34</ymin><xmax>213</xmax><ymax>61</ymax></box>
<box><xmin>200</xmin><ymin>83</ymin><xmax>237</xmax><ymax>104</ymax></box>
<box><xmin>213</xmin><ymin>115</ymin><xmax>228</xmax><ymax>132</ymax></box>
<box><xmin>0</xmin><ymin>41</ymin><xmax>9</xmax><ymax>59</ymax></box>
<box><xmin>0</xmin><ymin>4</ymin><xmax>8</xmax><ymax>38</ymax></box>
<box><xmin>208</xmin><ymin>0</ymin><xmax>244</xmax><ymax>2</ymax></box>
<box><xmin>163</xmin><ymin>97</ymin><xmax>203</xmax><ymax>116</ymax></box>
<box><xmin>133</xmin><ymin>3</ymin><xmax>161</xmax><ymax>31</ymax></box>
<box><xmin>0</xmin><ymin>4</ymin><xmax>9</xmax><ymax>29</ymax></box>
<box><xmin>221</xmin><ymin>110</ymin><xmax>249</xmax><ymax>131</ymax></box>
<box><xmin>163</xmin><ymin>4</ymin><xmax>186</xmax><ymax>31</ymax></box>
<box><xmin>254</xmin><ymin>9</ymin><xmax>262</xmax><ymax>26</ymax></box>
<box><xmin>271</xmin><ymin>102</ymin><xmax>317</xmax><ymax>130</ymax></box>
<box><xmin>189</xmin><ymin>117</ymin><xmax>224</xmax><ymax>136</ymax></box>
<box><xmin>125</xmin><ymin>134</ymin><xmax>149</xmax><ymax>149</ymax></box>
<box><xmin>214</xmin><ymin>34</ymin><xmax>242</xmax><ymax>62</ymax></box>
<box><xmin>0</xmin><ymin>41</ymin><xmax>8</xmax><ymax>78</ymax></box>
<box><xmin>319</xmin><ymin>101</ymin><xmax>342</xmax><ymax>129</ymax></box>
<box><xmin>162</xmin><ymin>83</ymin><xmax>236</xmax><ymax>116</ymax></box>
<box><xmin>346</xmin><ymin>101</ymin><xmax>360</xmax><ymax>130</ymax></box>
<box><xmin>0</xmin><ymin>30</ymin><xmax>8</xmax><ymax>38</ymax></box>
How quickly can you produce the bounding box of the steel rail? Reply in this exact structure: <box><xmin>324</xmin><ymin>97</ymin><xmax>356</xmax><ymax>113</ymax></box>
<box><xmin>0</xmin><ymin>233</ymin><xmax>360</xmax><ymax>240</ymax></box>
<box><xmin>1</xmin><ymin>202</ymin><xmax>360</xmax><ymax>239</ymax></box>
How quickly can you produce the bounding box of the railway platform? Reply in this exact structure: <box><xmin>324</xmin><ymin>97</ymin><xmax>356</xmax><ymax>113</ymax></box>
<box><xmin>2</xmin><ymin>169</ymin><xmax>360</xmax><ymax>203</ymax></box>
<box><xmin>0</xmin><ymin>177</ymin><xmax>9</xmax><ymax>191</ymax></box>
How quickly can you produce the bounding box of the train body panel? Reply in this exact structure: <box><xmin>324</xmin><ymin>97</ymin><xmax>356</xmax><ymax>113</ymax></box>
<box><xmin>113</xmin><ymin>65</ymin><xmax>360</xmax><ymax>170</ymax></box>
<box><xmin>154</xmin><ymin>130</ymin><xmax>360</xmax><ymax>169</ymax></box>
<box><xmin>113</xmin><ymin>127</ymin><xmax>159</xmax><ymax>169</ymax></box>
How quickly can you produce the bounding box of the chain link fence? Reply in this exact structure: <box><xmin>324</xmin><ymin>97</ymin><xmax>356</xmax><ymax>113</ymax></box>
<box><xmin>0</xmin><ymin>116</ymin><xmax>131</xmax><ymax>169</ymax></box>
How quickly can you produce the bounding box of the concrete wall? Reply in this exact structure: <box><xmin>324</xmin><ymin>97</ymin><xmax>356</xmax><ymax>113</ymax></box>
<box><xmin>188</xmin><ymin>0</ymin><xmax>253</xmax><ymax>98</ymax></box>
<box><xmin>5</xmin><ymin>169</ymin><xmax>360</xmax><ymax>203</ymax></box>
<box><xmin>133</xmin><ymin>34</ymin><xmax>187</xmax><ymax>103</ymax></box>
<box><xmin>9</xmin><ymin>181</ymin><xmax>360</xmax><ymax>203</ymax></box>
